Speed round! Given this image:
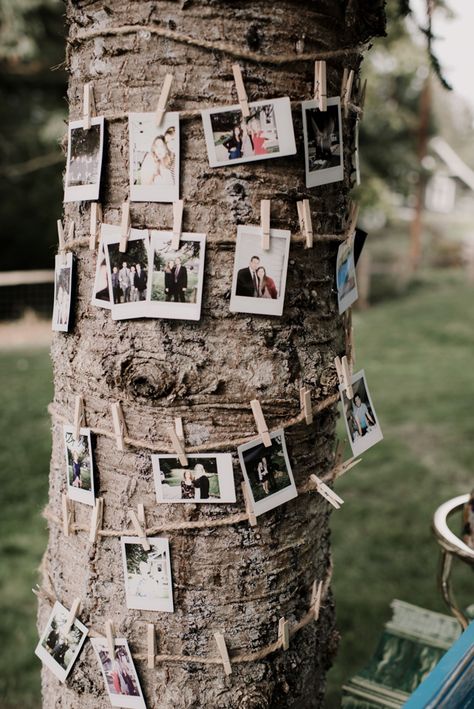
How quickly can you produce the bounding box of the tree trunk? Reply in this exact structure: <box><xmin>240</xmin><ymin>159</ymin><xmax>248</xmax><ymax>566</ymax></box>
<box><xmin>39</xmin><ymin>2</ymin><xmax>385</xmax><ymax>708</ymax></box>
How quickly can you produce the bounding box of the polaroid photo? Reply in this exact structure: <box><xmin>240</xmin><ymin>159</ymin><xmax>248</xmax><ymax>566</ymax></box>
<box><xmin>237</xmin><ymin>429</ymin><xmax>297</xmax><ymax>517</ymax></box>
<box><xmin>52</xmin><ymin>253</ymin><xmax>74</xmax><ymax>332</ymax></box>
<box><xmin>91</xmin><ymin>637</ymin><xmax>146</xmax><ymax>709</ymax></box>
<box><xmin>201</xmin><ymin>97</ymin><xmax>296</xmax><ymax>168</ymax></box>
<box><xmin>147</xmin><ymin>230</ymin><xmax>206</xmax><ymax>321</ymax></box>
<box><xmin>129</xmin><ymin>112</ymin><xmax>179</xmax><ymax>203</ymax></box>
<box><xmin>64</xmin><ymin>117</ymin><xmax>104</xmax><ymax>202</ymax></box>
<box><xmin>230</xmin><ymin>225</ymin><xmax>290</xmax><ymax>317</ymax></box>
<box><xmin>336</xmin><ymin>236</ymin><xmax>358</xmax><ymax>314</ymax></box>
<box><xmin>35</xmin><ymin>600</ymin><xmax>88</xmax><ymax>683</ymax></box>
<box><xmin>63</xmin><ymin>425</ymin><xmax>95</xmax><ymax>506</ymax></box>
<box><xmin>353</xmin><ymin>228</ymin><xmax>368</xmax><ymax>266</ymax></box>
<box><xmin>121</xmin><ymin>536</ymin><xmax>174</xmax><ymax>613</ymax></box>
<box><xmin>92</xmin><ymin>240</ymin><xmax>111</xmax><ymax>310</ymax></box>
<box><xmin>152</xmin><ymin>453</ymin><xmax>236</xmax><ymax>503</ymax></box>
<box><xmin>339</xmin><ymin>369</ymin><xmax>383</xmax><ymax>457</ymax></box>
<box><xmin>302</xmin><ymin>97</ymin><xmax>343</xmax><ymax>187</ymax></box>
<box><xmin>102</xmin><ymin>224</ymin><xmax>151</xmax><ymax>321</ymax></box>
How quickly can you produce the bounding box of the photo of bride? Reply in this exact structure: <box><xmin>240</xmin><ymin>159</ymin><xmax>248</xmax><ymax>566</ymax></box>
<box><xmin>129</xmin><ymin>112</ymin><xmax>179</xmax><ymax>202</ymax></box>
<box><xmin>152</xmin><ymin>453</ymin><xmax>236</xmax><ymax>504</ymax></box>
<box><xmin>121</xmin><ymin>536</ymin><xmax>174</xmax><ymax>613</ymax></box>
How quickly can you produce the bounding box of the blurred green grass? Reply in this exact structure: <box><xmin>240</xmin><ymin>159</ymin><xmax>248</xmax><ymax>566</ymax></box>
<box><xmin>0</xmin><ymin>270</ymin><xmax>473</xmax><ymax>707</ymax></box>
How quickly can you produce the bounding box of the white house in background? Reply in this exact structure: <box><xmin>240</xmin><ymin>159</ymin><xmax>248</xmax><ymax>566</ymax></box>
<box><xmin>424</xmin><ymin>136</ymin><xmax>474</xmax><ymax>214</ymax></box>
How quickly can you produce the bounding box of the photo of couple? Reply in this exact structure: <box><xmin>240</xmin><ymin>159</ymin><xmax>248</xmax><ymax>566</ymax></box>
<box><xmin>340</xmin><ymin>370</ymin><xmax>383</xmax><ymax>457</ymax></box>
<box><xmin>202</xmin><ymin>97</ymin><xmax>296</xmax><ymax>167</ymax></box>
<box><xmin>121</xmin><ymin>536</ymin><xmax>174</xmax><ymax>612</ymax></box>
<box><xmin>152</xmin><ymin>454</ymin><xmax>236</xmax><ymax>504</ymax></box>
<box><xmin>302</xmin><ymin>97</ymin><xmax>343</xmax><ymax>187</ymax></box>
<box><xmin>129</xmin><ymin>112</ymin><xmax>179</xmax><ymax>203</ymax></box>
<box><xmin>92</xmin><ymin>638</ymin><xmax>146</xmax><ymax>709</ymax></box>
<box><xmin>64</xmin><ymin>117</ymin><xmax>104</xmax><ymax>202</ymax></box>
<box><xmin>336</xmin><ymin>236</ymin><xmax>358</xmax><ymax>314</ymax></box>
<box><xmin>238</xmin><ymin>430</ymin><xmax>298</xmax><ymax>517</ymax></box>
<box><xmin>63</xmin><ymin>425</ymin><xmax>95</xmax><ymax>506</ymax></box>
<box><xmin>35</xmin><ymin>601</ymin><xmax>88</xmax><ymax>683</ymax></box>
<box><xmin>230</xmin><ymin>226</ymin><xmax>290</xmax><ymax>317</ymax></box>
<box><xmin>52</xmin><ymin>253</ymin><xmax>73</xmax><ymax>332</ymax></box>
<box><xmin>160</xmin><ymin>257</ymin><xmax>189</xmax><ymax>303</ymax></box>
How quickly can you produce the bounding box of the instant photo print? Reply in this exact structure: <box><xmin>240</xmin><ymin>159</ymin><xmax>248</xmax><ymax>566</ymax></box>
<box><xmin>152</xmin><ymin>453</ymin><xmax>236</xmax><ymax>503</ymax></box>
<box><xmin>237</xmin><ymin>429</ymin><xmax>297</xmax><ymax>517</ymax></box>
<box><xmin>302</xmin><ymin>97</ymin><xmax>343</xmax><ymax>187</ymax></box>
<box><xmin>92</xmin><ymin>240</ymin><xmax>112</xmax><ymax>310</ymax></box>
<box><xmin>202</xmin><ymin>97</ymin><xmax>296</xmax><ymax>168</ymax></box>
<box><xmin>230</xmin><ymin>226</ymin><xmax>291</xmax><ymax>317</ymax></box>
<box><xmin>63</xmin><ymin>425</ymin><xmax>95</xmax><ymax>506</ymax></box>
<box><xmin>121</xmin><ymin>536</ymin><xmax>174</xmax><ymax>613</ymax></box>
<box><xmin>336</xmin><ymin>236</ymin><xmax>358</xmax><ymax>314</ymax></box>
<box><xmin>129</xmin><ymin>112</ymin><xmax>180</xmax><ymax>203</ymax></box>
<box><xmin>339</xmin><ymin>369</ymin><xmax>383</xmax><ymax>457</ymax></box>
<box><xmin>64</xmin><ymin>117</ymin><xmax>104</xmax><ymax>202</ymax></box>
<box><xmin>35</xmin><ymin>601</ymin><xmax>88</xmax><ymax>683</ymax></box>
<box><xmin>91</xmin><ymin>637</ymin><xmax>146</xmax><ymax>709</ymax></box>
<box><xmin>52</xmin><ymin>252</ymin><xmax>74</xmax><ymax>332</ymax></box>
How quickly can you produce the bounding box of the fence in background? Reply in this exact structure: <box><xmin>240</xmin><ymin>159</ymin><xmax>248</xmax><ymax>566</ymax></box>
<box><xmin>0</xmin><ymin>270</ymin><xmax>54</xmax><ymax>321</ymax></box>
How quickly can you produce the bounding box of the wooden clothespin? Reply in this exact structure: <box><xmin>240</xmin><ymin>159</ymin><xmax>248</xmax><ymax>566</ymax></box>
<box><xmin>341</xmin><ymin>68</ymin><xmax>354</xmax><ymax>117</ymax></box>
<box><xmin>147</xmin><ymin>624</ymin><xmax>156</xmax><ymax>669</ymax></box>
<box><xmin>345</xmin><ymin>201</ymin><xmax>359</xmax><ymax>239</ymax></box>
<box><xmin>89</xmin><ymin>497</ymin><xmax>104</xmax><ymax>543</ymax></box>
<box><xmin>334</xmin><ymin>439</ymin><xmax>345</xmax><ymax>468</ymax></box>
<box><xmin>299</xmin><ymin>386</ymin><xmax>313</xmax><ymax>425</ymax></box>
<box><xmin>232</xmin><ymin>64</ymin><xmax>250</xmax><ymax>118</ymax></box>
<box><xmin>89</xmin><ymin>202</ymin><xmax>102</xmax><ymax>251</ymax></box>
<box><xmin>314</xmin><ymin>60</ymin><xmax>327</xmax><ymax>112</ymax></box>
<box><xmin>156</xmin><ymin>73</ymin><xmax>173</xmax><ymax>127</ymax></box>
<box><xmin>278</xmin><ymin>617</ymin><xmax>290</xmax><ymax>651</ymax></box>
<box><xmin>250</xmin><ymin>399</ymin><xmax>272</xmax><ymax>448</ymax></box>
<box><xmin>334</xmin><ymin>456</ymin><xmax>362</xmax><ymax>480</ymax></box>
<box><xmin>260</xmin><ymin>199</ymin><xmax>271</xmax><ymax>251</ymax></box>
<box><xmin>334</xmin><ymin>355</ymin><xmax>353</xmax><ymax>399</ymax></box>
<box><xmin>171</xmin><ymin>199</ymin><xmax>184</xmax><ymax>250</ymax></box>
<box><xmin>110</xmin><ymin>402</ymin><xmax>127</xmax><ymax>452</ymax></box>
<box><xmin>105</xmin><ymin>620</ymin><xmax>115</xmax><ymax>659</ymax></box>
<box><xmin>297</xmin><ymin>199</ymin><xmax>313</xmax><ymax>249</ymax></box>
<box><xmin>73</xmin><ymin>395</ymin><xmax>86</xmax><ymax>441</ymax></box>
<box><xmin>62</xmin><ymin>493</ymin><xmax>74</xmax><ymax>537</ymax></box>
<box><xmin>128</xmin><ymin>506</ymin><xmax>150</xmax><ymax>551</ymax></box>
<box><xmin>119</xmin><ymin>200</ymin><xmax>131</xmax><ymax>253</ymax></box>
<box><xmin>82</xmin><ymin>82</ymin><xmax>95</xmax><ymax>131</ymax></box>
<box><xmin>56</xmin><ymin>219</ymin><xmax>68</xmax><ymax>265</ymax></box>
<box><xmin>310</xmin><ymin>474</ymin><xmax>344</xmax><ymax>509</ymax></box>
<box><xmin>241</xmin><ymin>482</ymin><xmax>257</xmax><ymax>527</ymax></box>
<box><xmin>214</xmin><ymin>632</ymin><xmax>232</xmax><ymax>675</ymax></box>
<box><xmin>168</xmin><ymin>417</ymin><xmax>187</xmax><ymax>466</ymax></box>
<box><xmin>64</xmin><ymin>597</ymin><xmax>81</xmax><ymax>634</ymax></box>
<box><xmin>311</xmin><ymin>579</ymin><xmax>323</xmax><ymax>622</ymax></box>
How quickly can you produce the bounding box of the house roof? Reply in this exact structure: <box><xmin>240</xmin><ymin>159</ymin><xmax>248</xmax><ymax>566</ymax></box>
<box><xmin>429</xmin><ymin>136</ymin><xmax>474</xmax><ymax>191</ymax></box>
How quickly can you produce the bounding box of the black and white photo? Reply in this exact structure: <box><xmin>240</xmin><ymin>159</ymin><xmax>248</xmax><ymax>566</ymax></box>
<box><xmin>63</xmin><ymin>425</ymin><xmax>95</xmax><ymax>506</ymax></box>
<box><xmin>147</xmin><ymin>230</ymin><xmax>206</xmax><ymax>321</ymax></box>
<box><xmin>35</xmin><ymin>601</ymin><xmax>88</xmax><ymax>683</ymax></box>
<box><xmin>302</xmin><ymin>97</ymin><xmax>343</xmax><ymax>187</ymax></box>
<box><xmin>121</xmin><ymin>536</ymin><xmax>174</xmax><ymax>613</ymax></box>
<box><xmin>336</xmin><ymin>236</ymin><xmax>358</xmax><ymax>314</ymax></box>
<box><xmin>52</xmin><ymin>253</ymin><xmax>73</xmax><ymax>332</ymax></box>
<box><xmin>64</xmin><ymin>117</ymin><xmax>104</xmax><ymax>202</ymax></box>
<box><xmin>237</xmin><ymin>429</ymin><xmax>297</xmax><ymax>517</ymax></box>
<box><xmin>92</xmin><ymin>240</ymin><xmax>111</xmax><ymax>310</ymax></box>
<box><xmin>230</xmin><ymin>226</ymin><xmax>290</xmax><ymax>317</ymax></box>
<box><xmin>202</xmin><ymin>97</ymin><xmax>296</xmax><ymax>168</ymax></box>
<box><xmin>152</xmin><ymin>454</ymin><xmax>236</xmax><ymax>503</ymax></box>
<box><xmin>339</xmin><ymin>370</ymin><xmax>383</xmax><ymax>456</ymax></box>
<box><xmin>91</xmin><ymin>637</ymin><xmax>146</xmax><ymax>709</ymax></box>
<box><xmin>129</xmin><ymin>112</ymin><xmax>179</xmax><ymax>203</ymax></box>
<box><xmin>102</xmin><ymin>224</ymin><xmax>151</xmax><ymax>321</ymax></box>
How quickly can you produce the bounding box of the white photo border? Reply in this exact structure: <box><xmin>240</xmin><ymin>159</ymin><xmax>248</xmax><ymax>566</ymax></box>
<box><xmin>52</xmin><ymin>252</ymin><xmax>74</xmax><ymax>332</ymax></box>
<box><xmin>91</xmin><ymin>637</ymin><xmax>147</xmax><ymax>709</ymax></box>
<box><xmin>63</xmin><ymin>425</ymin><xmax>96</xmax><ymax>507</ymax></box>
<box><xmin>64</xmin><ymin>116</ymin><xmax>104</xmax><ymax>202</ymax></box>
<box><xmin>302</xmin><ymin>97</ymin><xmax>343</xmax><ymax>188</ymax></box>
<box><xmin>92</xmin><ymin>238</ymin><xmax>112</xmax><ymax>310</ymax></box>
<box><xmin>152</xmin><ymin>453</ymin><xmax>236</xmax><ymax>504</ymax></box>
<box><xmin>339</xmin><ymin>369</ymin><xmax>383</xmax><ymax>457</ymax></box>
<box><xmin>120</xmin><ymin>535</ymin><xmax>174</xmax><ymax>613</ymax></box>
<box><xmin>35</xmin><ymin>601</ymin><xmax>88</xmax><ymax>683</ymax></box>
<box><xmin>336</xmin><ymin>236</ymin><xmax>358</xmax><ymax>314</ymax></box>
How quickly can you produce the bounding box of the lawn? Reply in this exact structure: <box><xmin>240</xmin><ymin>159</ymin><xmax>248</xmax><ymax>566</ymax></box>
<box><xmin>0</xmin><ymin>270</ymin><xmax>473</xmax><ymax>707</ymax></box>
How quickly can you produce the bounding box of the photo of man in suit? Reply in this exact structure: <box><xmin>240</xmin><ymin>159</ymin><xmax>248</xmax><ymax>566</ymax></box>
<box><xmin>172</xmin><ymin>257</ymin><xmax>188</xmax><ymax>302</ymax></box>
<box><xmin>134</xmin><ymin>262</ymin><xmax>148</xmax><ymax>300</ymax></box>
<box><xmin>236</xmin><ymin>255</ymin><xmax>260</xmax><ymax>297</ymax></box>
<box><xmin>119</xmin><ymin>261</ymin><xmax>132</xmax><ymax>303</ymax></box>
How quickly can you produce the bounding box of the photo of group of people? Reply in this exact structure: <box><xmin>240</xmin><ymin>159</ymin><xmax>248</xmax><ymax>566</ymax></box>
<box><xmin>63</xmin><ymin>425</ymin><xmax>95</xmax><ymax>506</ymax></box>
<box><xmin>97</xmin><ymin>225</ymin><xmax>206</xmax><ymax>321</ymax></box>
<box><xmin>152</xmin><ymin>454</ymin><xmax>236</xmax><ymax>503</ymax></box>
<box><xmin>52</xmin><ymin>253</ymin><xmax>73</xmax><ymax>332</ymax></box>
<box><xmin>238</xmin><ymin>429</ymin><xmax>297</xmax><ymax>517</ymax></box>
<box><xmin>91</xmin><ymin>638</ymin><xmax>146</xmax><ymax>709</ymax></box>
<box><xmin>64</xmin><ymin>117</ymin><xmax>104</xmax><ymax>202</ymax></box>
<box><xmin>202</xmin><ymin>97</ymin><xmax>296</xmax><ymax>167</ymax></box>
<box><xmin>302</xmin><ymin>97</ymin><xmax>343</xmax><ymax>187</ymax></box>
<box><xmin>121</xmin><ymin>536</ymin><xmax>174</xmax><ymax>613</ymax></box>
<box><xmin>340</xmin><ymin>370</ymin><xmax>383</xmax><ymax>457</ymax></box>
<box><xmin>129</xmin><ymin>112</ymin><xmax>179</xmax><ymax>203</ymax></box>
<box><xmin>230</xmin><ymin>226</ymin><xmax>291</xmax><ymax>317</ymax></box>
<box><xmin>35</xmin><ymin>601</ymin><xmax>88</xmax><ymax>683</ymax></box>
<box><xmin>336</xmin><ymin>235</ymin><xmax>358</xmax><ymax>314</ymax></box>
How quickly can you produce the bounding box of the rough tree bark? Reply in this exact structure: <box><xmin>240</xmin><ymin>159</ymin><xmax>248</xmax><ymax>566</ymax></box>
<box><xmin>39</xmin><ymin>2</ymin><xmax>385</xmax><ymax>707</ymax></box>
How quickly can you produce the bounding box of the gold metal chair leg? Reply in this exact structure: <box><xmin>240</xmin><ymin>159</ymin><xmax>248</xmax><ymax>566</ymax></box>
<box><xmin>438</xmin><ymin>549</ymin><xmax>469</xmax><ymax>630</ymax></box>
